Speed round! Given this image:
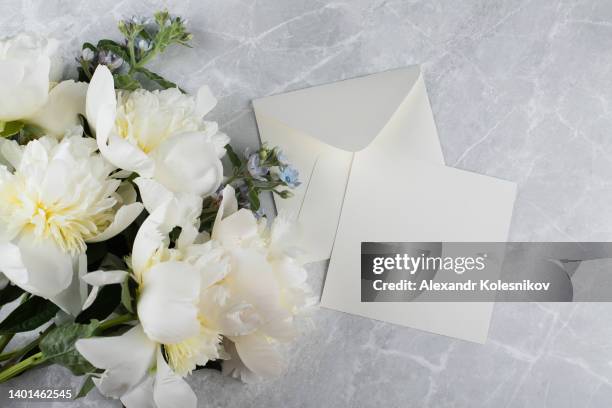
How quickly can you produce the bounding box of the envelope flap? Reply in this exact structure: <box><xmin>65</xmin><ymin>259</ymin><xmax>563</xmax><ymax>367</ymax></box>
<box><xmin>253</xmin><ymin>66</ymin><xmax>422</xmax><ymax>151</ymax></box>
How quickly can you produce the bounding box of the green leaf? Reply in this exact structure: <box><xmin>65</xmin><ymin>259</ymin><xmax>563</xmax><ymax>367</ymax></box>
<box><xmin>96</xmin><ymin>39</ymin><xmax>129</xmax><ymax>61</ymax></box>
<box><xmin>99</xmin><ymin>253</ymin><xmax>127</xmax><ymax>271</ymax></box>
<box><xmin>120</xmin><ymin>276</ymin><xmax>135</xmax><ymax>314</ymax></box>
<box><xmin>0</xmin><ymin>284</ymin><xmax>24</xmax><ymax>307</ymax></box>
<box><xmin>138</xmin><ymin>67</ymin><xmax>181</xmax><ymax>91</ymax></box>
<box><xmin>82</xmin><ymin>42</ymin><xmax>97</xmax><ymax>52</ymax></box>
<box><xmin>113</xmin><ymin>74</ymin><xmax>140</xmax><ymax>91</ymax></box>
<box><xmin>0</xmin><ymin>121</ymin><xmax>24</xmax><ymax>138</ymax></box>
<box><xmin>75</xmin><ymin>375</ymin><xmax>96</xmax><ymax>399</ymax></box>
<box><xmin>248</xmin><ymin>189</ymin><xmax>261</xmax><ymax>211</ymax></box>
<box><xmin>0</xmin><ymin>296</ymin><xmax>59</xmax><ymax>335</ymax></box>
<box><xmin>40</xmin><ymin>321</ymin><xmax>100</xmax><ymax>375</ymax></box>
<box><xmin>78</xmin><ymin>114</ymin><xmax>93</xmax><ymax>138</ymax></box>
<box><xmin>225</xmin><ymin>144</ymin><xmax>242</xmax><ymax>167</ymax></box>
<box><xmin>75</xmin><ymin>284</ymin><xmax>121</xmax><ymax>324</ymax></box>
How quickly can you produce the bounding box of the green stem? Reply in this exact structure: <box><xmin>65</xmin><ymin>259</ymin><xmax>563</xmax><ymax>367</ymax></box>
<box><xmin>0</xmin><ymin>334</ymin><xmax>15</xmax><ymax>356</ymax></box>
<box><xmin>127</xmin><ymin>36</ymin><xmax>137</xmax><ymax>74</ymax></box>
<box><xmin>0</xmin><ymin>324</ymin><xmax>54</xmax><ymax>362</ymax></box>
<box><xmin>0</xmin><ymin>352</ymin><xmax>45</xmax><ymax>382</ymax></box>
<box><xmin>0</xmin><ymin>315</ymin><xmax>134</xmax><ymax>383</ymax></box>
<box><xmin>135</xmin><ymin>44</ymin><xmax>160</xmax><ymax>69</ymax></box>
<box><xmin>0</xmin><ymin>294</ymin><xmax>31</xmax><ymax>355</ymax></box>
<box><xmin>98</xmin><ymin>314</ymin><xmax>135</xmax><ymax>332</ymax></box>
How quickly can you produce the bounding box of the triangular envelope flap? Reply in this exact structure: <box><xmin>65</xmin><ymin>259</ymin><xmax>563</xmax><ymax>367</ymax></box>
<box><xmin>253</xmin><ymin>66</ymin><xmax>422</xmax><ymax>152</ymax></box>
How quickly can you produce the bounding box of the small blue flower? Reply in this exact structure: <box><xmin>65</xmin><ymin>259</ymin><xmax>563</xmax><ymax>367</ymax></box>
<box><xmin>275</xmin><ymin>149</ymin><xmax>289</xmax><ymax>166</ymax></box>
<box><xmin>98</xmin><ymin>50</ymin><xmax>123</xmax><ymax>71</ymax></box>
<box><xmin>129</xmin><ymin>15</ymin><xmax>148</xmax><ymax>25</ymax></box>
<box><xmin>234</xmin><ymin>181</ymin><xmax>252</xmax><ymax>209</ymax></box>
<box><xmin>279</xmin><ymin>166</ymin><xmax>301</xmax><ymax>188</ymax></box>
<box><xmin>247</xmin><ymin>153</ymin><xmax>269</xmax><ymax>180</ymax></box>
<box><xmin>136</xmin><ymin>38</ymin><xmax>153</xmax><ymax>52</ymax></box>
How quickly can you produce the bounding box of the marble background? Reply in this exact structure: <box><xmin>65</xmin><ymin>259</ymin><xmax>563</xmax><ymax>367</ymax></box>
<box><xmin>1</xmin><ymin>0</ymin><xmax>612</xmax><ymax>406</ymax></box>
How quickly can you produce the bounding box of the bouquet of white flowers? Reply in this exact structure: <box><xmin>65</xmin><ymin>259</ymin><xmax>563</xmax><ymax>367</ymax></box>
<box><xmin>0</xmin><ymin>11</ymin><xmax>314</xmax><ymax>407</ymax></box>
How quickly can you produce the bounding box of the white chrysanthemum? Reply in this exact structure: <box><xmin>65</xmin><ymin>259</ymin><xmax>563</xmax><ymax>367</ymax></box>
<box><xmin>86</xmin><ymin>65</ymin><xmax>229</xmax><ymax>198</ymax></box>
<box><xmin>0</xmin><ymin>129</ymin><xmax>143</xmax><ymax>313</ymax></box>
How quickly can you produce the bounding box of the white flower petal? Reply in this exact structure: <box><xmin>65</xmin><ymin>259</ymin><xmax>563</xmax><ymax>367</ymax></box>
<box><xmin>134</xmin><ymin>177</ymin><xmax>173</xmax><ymax>215</ymax></box>
<box><xmin>27</xmin><ymin>80</ymin><xmax>88</xmax><ymax>137</ymax></box>
<box><xmin>152</xmin><ymin>132</ymin><xmax>223</xmax><ymax>196</ymax></box>
<box><xmin>81</xmin><ymin>286</ymin><xmax>99</xmax><ymax>311</ymax></box>
<box><xmin>116</xmin><ymin>181</ymin><xmax>137</xmax><ymax>204</ymax></box>
<box><xmin>210</xmin><ymin>131</ymin><xmax>230</xmax><ymax>158</ymax></box>
<box><xmin>0</xmin><ymin>139</ymin><xmax>22</xmax><ymax>170</ymax></box>
<box><xmin>86</xmin><ymin>202</ymin><xmax>143</xmax><ymax>243</ymax></box>
<box><xmin>213</xmin><ymin>185</ymin><xmax>238</xmax><ymax>227</ymax></box>
<box><xmin>0</xmin><ymin>33</ymin><xmax>53</xmax><ymax>121</ymax></box>
<box><xmin>81</xmin><ymin>270</ymin><xmax>127</xmax><ymax>310</ymax></box>
<box><xmin>223</xmin><ymin>248</ymin><xmax>285</xmax><ymax>320</ymax></box>
<box><xmin>0</xmin><ymin>243</ymin><xmax>27</xmax><ymax>288</ymax></box>
<box><xmin>138</xmin><ymin>261</ymin><xmax>201</xmax><ymax>344</ymax></box>
<box><xmin>88</xmin><ymin>66</ymin><xmax>155</xmax><ymax>177</ymax></box>
<box><xmin>82</xmin><ymin>270</ymin><xmax>128</xmax><ymax>287</ymax></box>
<box><xmin>213</xmin><ymin>209</ymin><xmax>258</xmax><ymax>246</ymax></box>
<box><xmin>0</xmin><ymin>235</ymin><xmax>73</xmax><ymax>299</ymax></box>
<box><xmin>103</xmin><ymin>133</ymin><xmax>155</xmax><ymax>176</ymax></box>
<box><xmin>49</xmin><ymin>254</ymin><xmax>87</xmax><ymax>315</ymax></box>
<box><xmin>221</xmin><ymin>339</ymin><xmax>260</xmax><ymax>383</ymax></box>
<box><xmin>86</xmin><ymin>65</ymin><xmax>116</xmax><ymax>139</ymax></box>
<box><xmin>195</xmin><ymin>85</ymin><xmax>217</xmax><ymax>117</ymax></box>
<box><xmin>153</xmin><ymin>349</ymin><xmax>197</xmax><ymax>408</ymax></box>
<box><xmin>131</xmin><ymin>204</ymin><xmax>172</xmax><ymax>276</ymax></box>
<box><xmin>121</xmin><ymin>375</ymin><xmax>155</xmax><ymax>408</ymax></box>
<box><xmin>231</xmin><ymin>333</ymin><xmax>285</xmax><ymax>379</ymax></box>
<box><xmin>76</xmin><ymin>325</ymin><xmax>156</xmax><ymax>399</ymax></box>
<box><xmin>218</xmin><ymin>303</ymin><xmax>263</xmax><ymax>336</ymax></box>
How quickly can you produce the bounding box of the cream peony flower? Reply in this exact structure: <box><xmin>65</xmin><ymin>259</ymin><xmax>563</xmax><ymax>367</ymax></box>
<box><xmin>86</xmin><ymin>65</ymin><xmax>229</xmax><ymax>198</ymax></box>
<box><xmin>0</xmin><ymin>33</ymin><xmax>88</xmax><ymax>137</ymax></box>
<box><xmin>76</xmin><ymin>325</ymin><xmax>196</xmax><ymax>408</ymax></box>
<box><xmin>77</xmin><ymin>185</ymin><xmax>313</xmax><ymax>408</ymax></box>
<box><xmin>205</xmin><ymin>185</ymin><xmax>315</xmax><ymax>382</ymax></box>
<box><xmin>77</xmin><ymin>198</ymin><xmax>225</xmax><ymax>408</ymax></box>
<box><xmin>0</xmin><ymin>33</ymin><xmax>56</xmax><ymax>121</ymax></box>
<box><xmin>0</xmin><ymin>129</ymin><xmax>143</xmax><ymax>314</ymax></box>
<box><xmin>131</xmin><ymin>197</ymin><xmax>228</xmax><ymax>376</ymax></box>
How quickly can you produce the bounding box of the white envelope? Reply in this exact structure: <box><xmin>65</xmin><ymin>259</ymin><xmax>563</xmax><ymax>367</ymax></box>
<box><xmin>253</xmin><ymin>66</ymin><xmax>517</xmax><ymax>342</ymax></box>
<box><xmin>323</xmin><ymin>158</ymin><xmax>516</xmax><ymax>342</ymax></box>
<box><xmin>254</xmin><ymin>66</ymin><xmax>444</xmax><ymax>263</ymax></box>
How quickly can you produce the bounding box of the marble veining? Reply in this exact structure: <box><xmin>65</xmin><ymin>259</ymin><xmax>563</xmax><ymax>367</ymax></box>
<box><xmin>1</xmin><ymin>0</ymin><xmax>612</xmax><ymax>406</ymax></box>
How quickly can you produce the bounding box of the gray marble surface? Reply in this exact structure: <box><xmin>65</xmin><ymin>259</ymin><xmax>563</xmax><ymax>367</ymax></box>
<box><xmin>1</xmin><ymin>0</ymin><xmax>612</xmax><ymax>407</ymax></box>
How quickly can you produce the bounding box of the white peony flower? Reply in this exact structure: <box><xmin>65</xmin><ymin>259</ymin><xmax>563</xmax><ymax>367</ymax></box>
<box><xmin>0</xmin><ymin>33</ymin><xmax>87</xmax><ymax>137</ymax></box>
<box><xmin>77</xmin><ymin>185</ymin><xmax>313</xmax><ymax>407</ymax></box>
<box><xmin>205</xmin><ymin>185</ymin><xmax>315</xmax><ymax>382</ymax></box>
<box><xmin>0</xmin><ymin>33</ymin><xmax>56</xmax><ymax>121</ymax></box>
<box><xmin>0</xmin><ymin>129</ymin><xmax>143</xmax><ymax>314</ymax></box>
<box><xmin>76</xmin><ymin>325</ymin><xmax>196</xmax><ymax>408</ymax></box>
<box><xmin>86</xmin><ymin>65</ymin><xmax>229</xmax><ymax>198</ymax></box>
<box><xmin>28</xmin><ymin>80</ymin><xmax>88</xmax><ymax>137</ymax></box>
<box><xmin>77</xmin><ymin>199</ymin><xmax>225</xmax><ymax>408</ymax></box>
<box><xmin>131</xmin><ymin>198</ymin><xmax>228</xmax><ymax>376</ymax></box>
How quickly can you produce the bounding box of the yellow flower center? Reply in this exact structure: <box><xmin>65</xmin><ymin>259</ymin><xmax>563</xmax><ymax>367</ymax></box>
<box><xmin>164</xmin><ymin>320</ymin><xmax>222</xmax><ymax>376</ymax></box>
